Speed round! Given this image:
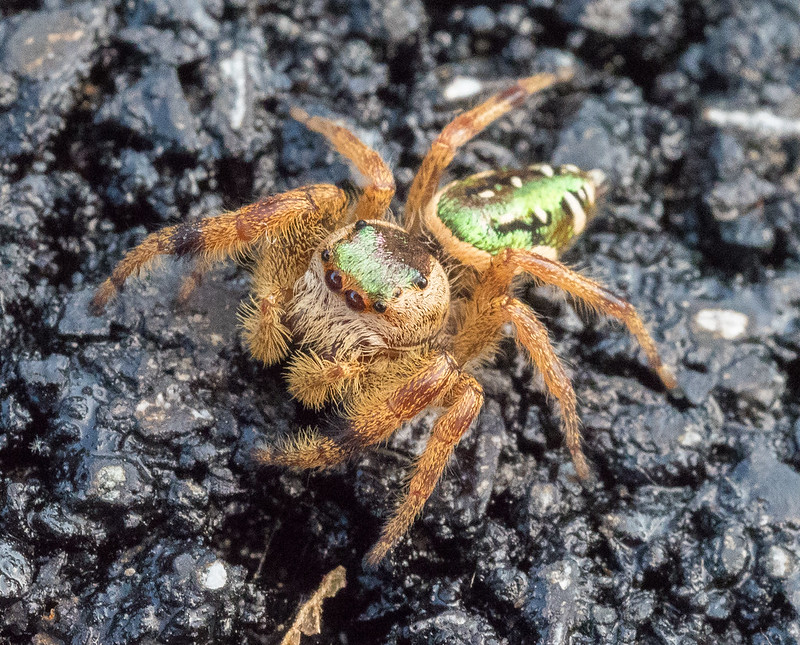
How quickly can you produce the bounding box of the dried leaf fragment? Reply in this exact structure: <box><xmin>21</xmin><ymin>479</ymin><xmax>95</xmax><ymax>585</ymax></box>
<box><xmin>280</xmin><ymin>565</ymin><xmax>347</xmax><ymax>645</ymax></box>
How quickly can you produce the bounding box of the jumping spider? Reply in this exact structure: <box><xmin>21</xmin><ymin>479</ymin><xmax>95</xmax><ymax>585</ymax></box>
<box><xmin>91</xmin><ymin>70</ymin><xmax>677</xmax><ymax>564</ymax></box>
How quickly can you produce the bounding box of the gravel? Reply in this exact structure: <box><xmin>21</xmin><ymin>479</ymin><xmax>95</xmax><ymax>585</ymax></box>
<box><xmin>1</xmin><ymin>0</ymin><xmax>799</xmax><ymax>643</ymax></box>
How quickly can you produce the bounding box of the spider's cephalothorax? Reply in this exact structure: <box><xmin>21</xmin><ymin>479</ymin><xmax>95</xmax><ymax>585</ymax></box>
<box><xmin>290</xmin><ymin>219</ymin><xmax>450</xmax><ymax>357</ymax></box>
<box><xmin>91</xmin><ymin>71</ymin><xmax>677</xmax><ymax>564</ymax></box>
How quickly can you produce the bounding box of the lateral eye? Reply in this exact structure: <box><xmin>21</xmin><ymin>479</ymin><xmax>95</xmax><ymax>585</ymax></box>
<box><xmin>414</xmin><ymin>275</ymin><xmax>428</xmax><ymax>289</ymax></box>
<box><xmin>354</xmin><ymin>219</ymin><xmax>368</xmax><ymax>231</ymax></box>
<box><xmin>321</xmin><ymin>249</ymin><xmax>331</xmax><ymax>262</ymax></box>
<box><xmin>373</xmin><ymin>301</ymin><xmax>387</xmax><ymax>313</ymax></box>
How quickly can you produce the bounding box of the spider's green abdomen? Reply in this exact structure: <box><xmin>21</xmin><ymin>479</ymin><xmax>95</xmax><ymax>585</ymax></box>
<box><xmin>436</xmin><ymin>164</ymin><xmax>605</xmax><ymax>255</ymax></box>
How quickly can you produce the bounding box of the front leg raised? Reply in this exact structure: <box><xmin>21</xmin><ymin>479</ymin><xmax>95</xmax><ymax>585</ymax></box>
<box><xmin>90</xmin><ymin>184</ymin><xmax>351</xmax><ymax>314</ymax></box>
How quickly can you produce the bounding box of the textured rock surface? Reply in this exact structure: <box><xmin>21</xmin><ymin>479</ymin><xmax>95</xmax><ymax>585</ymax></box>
<box><xmin>1</xmin><ymin>1</ymin><xmax>799</xmax><ymax>643</ymax></box>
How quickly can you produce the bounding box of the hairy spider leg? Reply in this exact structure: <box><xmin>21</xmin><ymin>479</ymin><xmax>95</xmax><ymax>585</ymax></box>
<box><xmin>503</xmin><ymin>299</ymin><xmax>589</xmax><ymax>478</ymax></box>
<box><xmin>291</xmin><ymin>107</ymin><xmax>395</xmax><ymax>222</ymax></box>
<box><xmin>239</xmin><ymin>271</ymin><xmax>294</xmax><ymax>365</ymax></box>
<box><xmin>483</xmin><ymin>248</ymin><xmax>678</xmax><ymax>390</ymax></box>
<box><xmin>267</xmin><ymin>350</ymin><xmax>484</xmax><ymax>564</ymax></box>
<box><xmin>404</xmin><ymin>71</ymin><xmax>572</xmax><ymax>233</ymax></box>
<box><xmin>367</xmin><ymin>372</ymin><xmax>484</xmax><ymax>565</ymax></box>
<box><xmin>255</xmin><ymin>351</ymin><xmax>461</xmax><ymax>470</ymax></box>
<box><xmin>90</xmin><ymin>184</ymin><xmax>351</xmax><ymax>314</ymax></box>
<box><xmin>241</xmin><ymin>214</ymin><xmax>347</xmax><ymax>366</ymax></box>
<box><xmin>285</xmin><ymin>350</ymin><xmax>370</xmax><ymax>410</ymax></box>
<box><xmin>453</xmin><ymin>293</ymin><xmax>589</xmax><ymax>478</ymax></box>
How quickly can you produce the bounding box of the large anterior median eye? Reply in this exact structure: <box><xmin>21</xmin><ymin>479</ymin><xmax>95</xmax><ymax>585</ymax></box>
<box><xmin>345</xmin><ymin>290</ymin><xmax>365</xmax><ymax>311</ymax></box>
<box><xmin>325</xmin><ymin>269</ymin><xmax>342</xmax><ymax>291</ymax></box>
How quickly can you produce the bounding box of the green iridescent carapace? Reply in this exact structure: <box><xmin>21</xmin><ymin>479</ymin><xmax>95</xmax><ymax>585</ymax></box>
<box><xmin>436</xmin><ymin>164</ymin><xmax>604</xmax><ymax>255</ymax></box>
<box><xmin>333</xmin><ymin>222</ymin><xmax>430</xmax><ymax>300</ymax></box>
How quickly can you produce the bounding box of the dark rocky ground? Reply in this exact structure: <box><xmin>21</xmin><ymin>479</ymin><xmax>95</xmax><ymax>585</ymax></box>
<box><xmin>1</xmin><ymin>0</ymin><xmax>800</xmax><ymax>643</ymax></box>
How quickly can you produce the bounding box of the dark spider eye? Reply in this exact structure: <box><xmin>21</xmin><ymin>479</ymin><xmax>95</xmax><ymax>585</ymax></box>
<box><xmin>373</xmin><ymin>301</ymin><xmax>387</xmax><ymax>313</ymax></box>
<box><xmin>354</xmin><ymin>219</ymin><xmax>368</xmax><ymax>231</ymax></box>
<box><xmin>325</xmin><ymin>269</ymin><xmax>343</xmax><ymax>291</ymax></box>
<box><xmin>414</xmin><ymin>275</ymin><xmax>428</xmax><ymax>289</ymax></box>
<box><xmin>345</xmin><ymin>290</ymin><xmax>365</xmax><ymax>311</ymax></box>
<box><xmin>321</xmin><ymin>249</ymin><xmax>331</xmax><ymax>262</ymax></box>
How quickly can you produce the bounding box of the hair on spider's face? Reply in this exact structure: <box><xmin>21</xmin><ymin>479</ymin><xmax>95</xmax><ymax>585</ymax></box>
<box><xmin>315</xmin><ymin>219</ymin><xmax>450</xmax><ymax>346</ymax></box>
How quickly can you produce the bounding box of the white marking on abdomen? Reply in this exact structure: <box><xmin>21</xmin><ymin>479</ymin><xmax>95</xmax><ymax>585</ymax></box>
<box><xmin>562</xmin><ymin>191</ymin><xmax>586</xmax><ymax>234</ymax></box>
<box><xmin>583</xmin><ymin>181</ymin><xmax>596</xmax><ymax>205</ymax></box>
<box><xmin>533</xmin><ymin>206</ymin><xmax>549</xmax><ymax>224</ymax></box>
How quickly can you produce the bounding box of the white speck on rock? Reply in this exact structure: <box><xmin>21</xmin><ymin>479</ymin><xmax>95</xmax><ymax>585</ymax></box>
<box><xmin>703</xmin><ymin>106</ymin><xmax>800</xmax><ymax>138</ymax></box>
<box><xmin>547</xmin><ymin>560</ymin><xmax>574</xmax><ymax>590</ymax></box>
<box><xmin>94</xmin><ymin>464</ymin><xmax>126</xmax><ymax>502</ymax></box>
<box><xmin>220</xmin><ymin>50</ymin><xmax>247</xmax><ymax>130</ymax></box>
<box><xmin>190</xmin><ymin>408</ymin><xmax>213</xmax><ymax>421</ymax></box>
<box><xmin>765</xmin><ymin>546</ymin><xmax>795</xmax><ymax>579</ymax></box>
<box><xmin>443</xmin><ymin>76</ymin><xmax>482</xmax><ymax>101</ymax></box>
<box><xmin>200</xmin><ymin>560</ymin><xmax>228</xmax><ymax>590</ymax></box>
<box><xmin>694</xmin><ymin>308</ymin><xmax>749</xmax><ymax>340</ymax></box>
<box><xmin>678</xmin><ymin>429</ymin><xmax>703</xmax><ymax>447</ymax></box>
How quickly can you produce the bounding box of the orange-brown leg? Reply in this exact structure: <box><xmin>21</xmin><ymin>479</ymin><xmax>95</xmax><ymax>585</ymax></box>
<box><xmin>453</xmin><ymin>294</ymin><xmax>589</xmax><ymax>479</ymax></box>
<box><xmin>504</xmin><ymin>298</ymin><xmax>589</xmax><ymax>479</ymax></box>
<box><xmin>290</xmin><ymin>107</ymin><xmax>395</xmax><ymax>221</ymax></box>
<box><xmin>404</xmin><ymin>71</ymin><xmax>572</xmax><ymax>233</ymax></box>
<box><xmin>239</xmin><ymin>288</ymin><xmax>293</xmax><ymax>365</ymax></box>
<box><xmin>255</xmin><ymin>351</ymin><xmax>461</xmax><ymax>470</ymax></box>
<box><xmin>482</xmin><ymin>248</ymin><xmax>678</xmax><ymax>390</ymax></box>
<box><xmin>90</xmin><ymin>184</ymin><xmax>351</xmax><ymax>314</ymax></box>
<box><xmin>285</xmin><ymin>350</ymin><xmax>369</xmax><ymax>410</ymax></box>
<box><xmin>242</xmin><ymin>217</ymin><xmax>338</xmax><ymax>365</ymax></box>
<box><xmin>367</xmin><ymin>372</ymin><xmax>484</xmax><ymax>565</ymax></box>
<box><xmin>254</xmin><ymin>427</ymin><xmax>347</xmax><ymax>472</ymax></box>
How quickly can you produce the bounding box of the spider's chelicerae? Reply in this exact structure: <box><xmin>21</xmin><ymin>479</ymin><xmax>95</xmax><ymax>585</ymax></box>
<box><xmin>91</xmin><ymin>71</ymin><xmax>677</xmax><ymax>564</ymax></box>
